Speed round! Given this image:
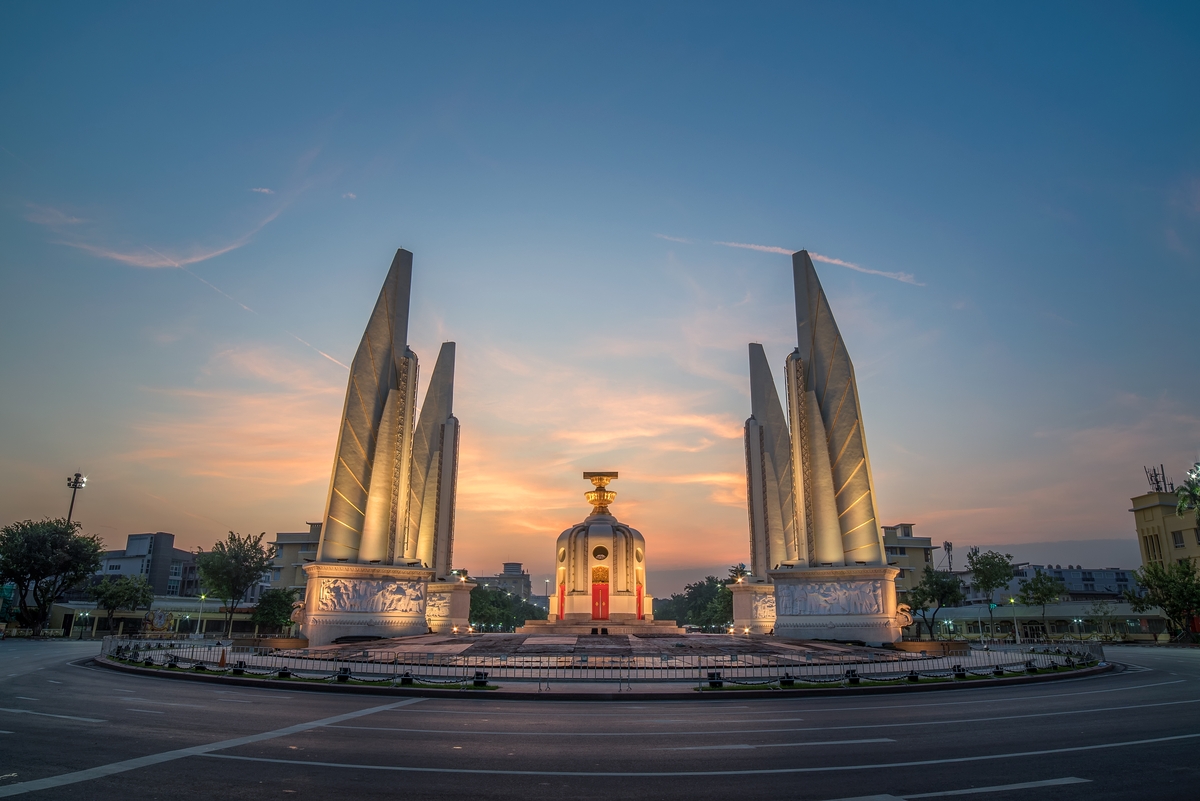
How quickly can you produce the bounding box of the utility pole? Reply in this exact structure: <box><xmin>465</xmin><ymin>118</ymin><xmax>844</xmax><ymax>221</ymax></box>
<box><xmin>66</xmin><ymin>472</ymin><xmax>86</xmax><ymax>523</ymax></box>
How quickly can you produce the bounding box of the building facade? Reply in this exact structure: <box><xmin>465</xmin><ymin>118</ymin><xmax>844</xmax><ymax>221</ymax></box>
<box><xmin>268</xmin><ymin>523</ymin><xmax>322</xmax><ymax>593</ymax></box>
<box><xmin>96</xmin><ymin>533</ymin><xmax>199</xmax><ymax>597</ymax></box>
<box><xmin>483</xmin><ymin>563</ymin><xmax>533</xmax><ymax>600</ymax></box>
<box><xmin>881</xmin><ymin>523</ymin><xmax>937</xmax><ymax>601</ymax></box>
<box><xmin>957</xmin><ymin>562</ymin><xmax>1137</xmax><ymax>606</ymax></box>
<box><xmin>1131</xmin><ymin>490</ymin><xmax>1199</xmax><ymax>568</ymax></box>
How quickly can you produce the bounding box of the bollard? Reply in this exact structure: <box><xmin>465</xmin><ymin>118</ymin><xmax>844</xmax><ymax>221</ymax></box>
<box><xmin>278</xmin><ymin>668</ymin><xmax>291</xmax><ymax>679</ymax></box>
<box><xmin>232</xmin><ymin>660</ymin><xmax>246</xmax><ymax>676</ymax></box>
<box><xmin>144</xmin><ymin>658</ymin><xmax>155</xmax><ymax>667</ymax></box>
<box><xmin>907</xmin><ymin>670</ymin><xmax>920</xmax><ymax>683</ymax></box>
<box><xmin>952</xmin><ymin>664</ymin><xmax>967</xmax><ymax>680</ymax></box>
<box><xmin>992</xmin><ymin>665</ymin><xmax>1004</xmax><ymax>677</ymax></box>
<box><xmin>473</xmin><ymin>671</ymin><xmax>489</xmax><ymax>688</ymax></box>
<box><xmin>779</xmin><ymin>674</ymin><xmax>795</xmax><ymax>688</ymax></box>
<box><xmin>337</xmin><ymin>667</ymin><xmax>352</xmax><ymax>683</ymax></box>
<box><xmin>1025</xmin><ymin>660</ymin><xmax>1037</xmax><ymax>674</ymax></box>
<box><xmin>194</xmin><ymin>663</ymin><xmax>207</xmax><ymax>672</ymax></box>
<box><xmin>400</xmin><ymin>671</ymin><xmax>414</xmax><ymax>686</ymax></box>
<box><xmin>845</xmin><ymin>669</ymin><xmax>860</xmax><ymax>685</ymax></box>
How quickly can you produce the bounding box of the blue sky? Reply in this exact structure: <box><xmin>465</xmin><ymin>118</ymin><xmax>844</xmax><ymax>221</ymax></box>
<box><xmin>2</xmin><ymin>3</ymin><xmax>1197</xmax><ymax>593</ymax></box>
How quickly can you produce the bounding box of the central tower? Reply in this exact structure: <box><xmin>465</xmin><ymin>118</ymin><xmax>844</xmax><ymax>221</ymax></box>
<box><xmin>519</xmin><ymin>473</ymin><xmax>682</xmax><ymax>635</ymax></box>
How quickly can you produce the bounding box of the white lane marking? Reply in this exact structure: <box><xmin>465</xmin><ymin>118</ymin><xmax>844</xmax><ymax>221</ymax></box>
<box><xmin>327</xmin><ymin>697</ymin><xmax>1200</xmax><ymax>738</ymax></box>
<box><xmin>0</xmin><ymin>731</ymin><xmax>12</xmax><ymax>735</ymax></box>
<box><xmin>13</xmin><ymin>698</ymin><xmax>37</xmax><ymax>702</ymax></box>
<box><xmin>217</xmin><ymin>699</ymin><xmax>253</xmax><ymax>703</ymax></box>
<box><xmin>0</xmin><ymin>708</ymin><xmax>105</xmax><ymax>723</ymax></box>
<box><xmin>46</xmin><ymin>681</ymin><xmax>61</xmax><ymax>685</ymax></box>
<box><xmin>110</xmin><ymin>699</ymin><xmax>206</xmax><ymax>708</ymax></box>
<box><xmin>904</xmin><ymin>776</ymin><xmax>1091</xmax><ymax>798</ymax></box>
<box><xmin>664</xmin><ymin>738</ymin><xmax>894</xmax><ymax>751</ymax></box>
<box><xmin>199</xmin><ymin>731</ymin><xmax>1200</xmax><ymax>777</ymax></box>
<box><xmin>830</xmin><ymin>776</ymin><xmax>1092</xmax><ymax>799</ymax></box>
<box><xmin>0</xmin><ymin>697</ymin><xmax>425</xmax><ymax>798</ymax></box>
<box><xmin>127</xmin><ymin>709</ymin><xmax>165</xmax><ymax>715</ymax></box>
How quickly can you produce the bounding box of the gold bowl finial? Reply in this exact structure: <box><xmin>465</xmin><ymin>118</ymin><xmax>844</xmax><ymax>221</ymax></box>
<box><xmin>583</xmin><ymin>471</ymin><xmax>618</xmax><ymax>515</ymax></box>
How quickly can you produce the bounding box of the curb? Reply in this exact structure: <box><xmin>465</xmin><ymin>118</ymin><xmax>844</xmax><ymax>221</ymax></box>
<box><xmin>90</xmin><ymin>656</ymin><xmax>1113</xmax><ymax>701</ymax></box>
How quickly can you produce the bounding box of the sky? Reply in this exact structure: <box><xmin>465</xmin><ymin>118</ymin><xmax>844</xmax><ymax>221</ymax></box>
<box><xmin>2</xmin><ymin>3</ymin><xmax>1198</xmax><ymax>596</ymax></box>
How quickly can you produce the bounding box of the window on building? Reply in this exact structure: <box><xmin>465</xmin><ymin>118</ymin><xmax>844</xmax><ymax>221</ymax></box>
<box><xmin>1195</xmin><ymin>530</ymin><xmax>1200</xmax><ymax>546</ymax></box>
<box><xmin>299</xmin><ymin>543</ymin><xmax>316</xmax><ymax>552</ymax></box>
<box><xmin>924</xmin><ymin>550</ymin><xmax>932</xmax><ymax>563</ymax></box>
<box><xmin>1173</xmin><ymin>531</ymin><xmax>1186</xmax><ymax>548</ymax></box>
<box><xmin>272</xmin><ymin>568</ymin><xmax>282</xmax><ymax>582</ymax></box>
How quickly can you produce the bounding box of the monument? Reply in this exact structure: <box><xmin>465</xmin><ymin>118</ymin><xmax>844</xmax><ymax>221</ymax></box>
<box><xmin>299</xmin><ymin>249</ymin><xmax>472</xmax><ymax>646</ymax></box>
<box><xmin>518</xmin><ymin>473</ymin><xmax>683</xmax><ymax>635</ymax></box>
<box><xmin>735</xmin><ymin>250</ymin><xmax>904</xmax><ymax>644</ymax></box>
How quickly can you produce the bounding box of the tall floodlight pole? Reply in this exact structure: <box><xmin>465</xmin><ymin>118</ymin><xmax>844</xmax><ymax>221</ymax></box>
<box><xmin>66</xmin><ymin>472</ymin><xmax>86</xmax><ymax>523</ymax></box>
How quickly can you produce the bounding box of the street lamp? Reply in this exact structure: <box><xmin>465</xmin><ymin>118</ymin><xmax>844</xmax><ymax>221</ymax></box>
<box><xmin>1073</xmin><ymin>617</ymin><xmax>1083</xmax><ymax>642</ymax></box>
<box><xmin>197</xmin><ymin>594</ymin><xmax>207</xmax><ymax>637</ymax></box>
<box><xmin>66</xmin><ymin>472</ymin><xmax>86</xmax><ymax>523</ymax></box>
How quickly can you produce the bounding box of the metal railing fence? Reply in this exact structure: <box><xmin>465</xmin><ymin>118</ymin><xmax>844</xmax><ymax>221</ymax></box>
<box><xmin>100</xmin><ymin>637</ymin><xmax>1104</xmax><ymax>687</ymax></box>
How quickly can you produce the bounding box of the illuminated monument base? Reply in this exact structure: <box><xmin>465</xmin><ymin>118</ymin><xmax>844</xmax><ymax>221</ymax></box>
<box><xmin>730</xmin><ymin>581</ymin><xmax>777</xmax><ymax>635</ymax></box>
<box><xmin>300</xmin><ymin>563</ymin><xmax>436</xmax><ymax>647</ymax></box>
<box><xmin>767</xmin><ymin>566</ymin><xmax>904</xmax><ymax>647</ymax></box>
<box><xmin>425</xmin><ymin>579</ymin><xmax>475</xmax><ymax>634</ymax></box>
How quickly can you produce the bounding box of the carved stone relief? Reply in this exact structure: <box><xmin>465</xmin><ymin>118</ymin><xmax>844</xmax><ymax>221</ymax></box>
<box><xmin>751</xmin><ymin>593</ymin><xmax>777</xmax><ymax>620</ymax></box>
<box><xmin>425</xmin><ymin>592</ymin><xmax>451</xmax><ymax>618</ymax></box>
<box><xmin>317</xmin><ymin>579</ymin><xmax>426</xmax><ymax>614</ymax></box>
<box><xmin>775</xmin><ymin>580</ymin><xmax>883</xmax><ymax>616</ymax></box>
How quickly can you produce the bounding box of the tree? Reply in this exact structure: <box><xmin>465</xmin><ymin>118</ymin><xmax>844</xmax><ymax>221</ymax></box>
<box><xmin>1086</xmin><ymin>599</ymin><xmax>1117</xmax><ymax>639</ymax></box>
<box><xmin>1125</xmin><ymin>560</ymin><xmax>1200</xmax><ymax>642</ymax></box>
<box><xmin>0</xmin><ymin>518</ymin><xmax>103</xmax><ymax>636</ymax></box>
<box><xmin>1018</xmin><ymin>568</ymin><xmax>1066</xmax><ymax>639</ymax></box>
<box><xmin>728</xmin><ymin>563</ymin><xmax>749</xmax><ymax>581</ymax></box>
<box><xmin>653</xmin><ymin>576</ymin><xmax>726</xmax><ymax>629</ymax></box>
<box><xmin>469</xmin><ymin>585</ymin><xmax>547</xmax><ymax>631</ymax></box>
<box><xmin>252</xmin><ymin>588</ymin><xmax>299</xmax><ymax>634</ymax></box>
<box><xmin>965</xmin><ymin>547</ymin><xmax>1014</xmax><ymax>641</ymax></box>
<box><xmin>1176</xmin><ymin>461</ymin><xmax>1200</xmax><ymax>520</ymax></box>
<box><xmin>696</xmin><ymin>585</ymin><xmax>734</xmax><ymax>629</ymax></box>
<box><xmin>88</xmin><ymin>576</ymin><xmax>154</xmax><ymax>634</ymax></box>
<box><xmin>195</xmin><ymin>532</ymin><xmax>274</xmax><ymax>637</ymax></box>
<box><xmin>907</xmin><ymin>567</ymin><xmax>964</xmax><ymax>640</ymax></box>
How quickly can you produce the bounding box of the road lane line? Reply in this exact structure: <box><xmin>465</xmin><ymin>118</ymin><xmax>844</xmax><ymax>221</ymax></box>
<box><xmin>198</xmin><ymin>731</ymin><xmax>1200</xmax><ymax>777</ymax></box>
<box><xmin>327</xmin><ymin>697</ymin><xmax>1200</xmax><ymax>738</ymax></box>
<box><xmin>903</xmin><ymin>776</ymin><xmax>1091</xmax><ymax>797</ymax></box>
<box><xmin>0</xmin><ymin>708</ymin><xmax>105</xmax><ymax>723</ymax></box>
<box><xmin>664</xmin><ymin>738</ymin><xmax>894</xmax><ymax>751</ymax></box>
<box><xmin>127</xmin><ymin>709</ymin><xmax>165</xmax><ymax>714</ymax></box>
<box><xmin>0</xmin><ymin>697</ymin><xmax>425</xmax><ymax>798</ymax></box>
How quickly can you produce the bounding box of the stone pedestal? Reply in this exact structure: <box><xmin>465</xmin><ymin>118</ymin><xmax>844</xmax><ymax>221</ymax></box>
<box><xmin>425</xmin><ymin>580</ymin><xmax>475</xmax><ymax>634</ymax></box>
<box><xmin>300</xmin><ymin>563</ymin><xmax>435</xmax><ymax>647</ymax></box>
<box><xmin>731</xmin><ymin>581</ymin><xmax>777</xmax><ymax>634</ymax></box>
<box><xmin>767</xmin><ymin>566</ymin><xmax>902</xmax><ymax>646</ymax></box>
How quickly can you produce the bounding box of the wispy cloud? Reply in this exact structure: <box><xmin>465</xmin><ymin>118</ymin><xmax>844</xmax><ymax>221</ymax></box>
<box><xmin>24</xmin><ymin>203</ymin><xmax>85</xmax><ymax>226</ymax></box>
<box><xmin>655</xmin><ymin>233</ymin><xmax>692</xmax><ymax>244</ymax></box>
<box><xmin>810</xmin><ymin>251</ymin><xmax>924</xmax><ymax>286</ymax></box>
<box><xmin>61</xmin><ymin>207</ymin><xmax>283</xmax><ymax>269</ymax></box>
<box><xmin>342</xmin><ymin>192</ymin><xmax>357</xmax><ymax>200</ymax></box>
<box><xmin>714</xmin><ymin>241</ymin><xmax>792</xmax><ymax>255</ymax></box>
<box><xmin>714</xmin><ymin>241</ymin><xmax>924</xmax><ymax>286</ymax></box>
<box><xmin>250</xmin><ymin>187</ymin><xmax>274</xmax><ymax>194</ymax></box>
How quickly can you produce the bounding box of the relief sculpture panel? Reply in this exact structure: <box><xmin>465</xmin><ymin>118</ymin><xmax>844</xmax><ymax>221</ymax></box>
<box><xmin>318</xmin><ymin>579</ymin><xmax>426</xmax><ymax>614</ymax></box>
<box><xmin>775</xmin><ymin>580</ymin><xmax>882</xmax><ymax>616</ymax></box>
<box><xmin>751</xmin><ymin>593</ymin><xmax>777</xmax><ymax>620</ymax></box>
<box><xmin>425</xmin><ymin>592</ymin><xmax>451</xmax><ymax>618</ymax></box>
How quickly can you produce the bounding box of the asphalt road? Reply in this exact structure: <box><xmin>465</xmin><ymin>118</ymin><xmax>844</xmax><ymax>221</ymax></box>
<box><xmin>0</xmin><ymin>641</ymin><xmax>1197</xmax><ymax>800</ymax></box>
